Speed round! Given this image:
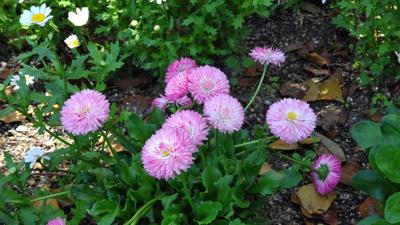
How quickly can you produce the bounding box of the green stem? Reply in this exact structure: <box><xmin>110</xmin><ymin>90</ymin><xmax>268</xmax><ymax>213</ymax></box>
<box><xmin>234</xmin><ymin>139</ymin><xmax>261</xmax><ymax>148</ymax></box>
<box><xmin>124</xmin><ymin>196</ymin><xmax>162</xmax><ymax>225</ymax></box>
<box><xmin>101</xmin><ymin>131</ymin><xmax>121</xmax><ymax>163</ymax></box>
<box><xmin>244</xmin><ymin>64</ymin><xmax>268</xmax><ymax>112</ymax></box>
<box><xmin>271</xmin><ymin>150</ymin><xmax>311</xmax><ymax>168</ymax></box>
<box><xmin>30</xmin><ymin>191</ymin><xmax>70</xmax><ymax>202</ymax></box>
<box><xmin>180</xmin><ymin>174</ymin><xmax>195</xmax><ymax>210</ymax></box>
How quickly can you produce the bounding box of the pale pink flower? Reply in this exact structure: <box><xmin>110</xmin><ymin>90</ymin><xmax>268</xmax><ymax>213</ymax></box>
<box><xmin>249</xmin><ymin>46</ymin><xmax>285</xmax><ymax>66</ymax></box>
<box><xmin>152</xmin><ymin>94</ymin><xmax>169</xmax><ymax>110</ymax></box>
<box><xmin>176</xmin><ymin>95</ymin><xmax>192</xmax><ymax>106</ymax></box>
<box><xmin>204</xmin><ymin>94</ymin><xmax>244</xmax><ymax>133</ymax></box>
<box><xmin>163</xmin><ymin>110</ymin><xmax>209</xmax><ymax>146</ymax></box>
<box><xmin>266</xmin><ymin>98</ymin><xmax>316</xmax><ymax>143</ymax></box>
<box><xmin>166</xmin><ymin>57</ymin><xmax>197</xmax><ymax>82</ymax></box>
<box><xmin>47</xmin><ymin>217</ymin><xmax>65</xmax><ymax>225</ymax></box>
<box><xmin>141</xmin><ymin>127</ymin><xmax>196</xmax><ymax>180</ymax></box>
<box><xmin>165</xmin><ymin>71</ymin><xmax>189</xmax><ymax>101</ymax></box>
<box><xmin>188</xmin><ymin>66</ymin><xmax>230</xmax><ymax>104</ymax></box>
<box><xmin>311</xmin><ymin>154</ymin><xmax>342</xmax><ymax>195</ymax></box>
<box><xmin>60</xmin><ymin>89</ymin><xmax>109</xmax><ymax>135</ymax></box>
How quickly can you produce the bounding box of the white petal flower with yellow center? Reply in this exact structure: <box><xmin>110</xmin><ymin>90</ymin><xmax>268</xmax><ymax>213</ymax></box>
<box><xmin>10</xmin><ymin>74</ymin><xmax>34</xmax><ymax>90</ymax></box>
<box><xmin>68</xmin><ymin>7</ymin><xmax>89</xmax><ymax>26</ymax></box>
<box><xmin>19</xmin><ymin>4</ymin><xmax>52</xmax><ymax>27</ymax></box>
<box><xmin>24</xmin><ymin>147</ymin><xmax>50</xmax><ymax>169</ymax></box>
<box><xmin>64</xmin><ymin>34</ymin><xmax>80</xmax><ymax>49</ymax></box>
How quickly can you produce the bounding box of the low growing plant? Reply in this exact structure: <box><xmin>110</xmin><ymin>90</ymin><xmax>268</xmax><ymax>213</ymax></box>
<box><xmin>351</xmin><ymin>109</ymin><xmax>400</xmax><ymax>224</ymax></box>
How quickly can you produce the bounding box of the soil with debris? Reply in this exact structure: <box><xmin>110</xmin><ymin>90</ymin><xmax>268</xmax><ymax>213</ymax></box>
<box><xmin>0</xmin><ymin>2</ymin><xmax>379</xmax><ymax>225</ymax></box>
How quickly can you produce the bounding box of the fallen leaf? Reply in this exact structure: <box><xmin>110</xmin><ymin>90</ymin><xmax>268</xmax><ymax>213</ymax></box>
<box><xmin>314</xmin><ymin>132</ymin><xmax>346</xmax><ymax>162</ymax></box>
<box><xmin>237</xmin><ymin>77</ymin><xmax>259</xmax><ymax>87</ymax></box>
<box><xmin>259</xmin><ymin>162</ymin><xmax>272</xmax><ymax>175</ymax></box>
<box><xmin>340</xmin><ymin>161</ymin><xmax>360</xmax><ymax>185</ymax></box>
<box><xmin>0</xmin><ymin>65</ymin><xmax>19</xmax><ymax>80</ymax></box>
<box><xmin>321</xmin><ymin>207</ymin><xmax>338</xmax><ymax>225</ymax></box>
<box><xmin>318</xmin><ymin>106</ymin><xmax>346</xmax><ymax>131</ymax></box>
<box><xmin>297</xmin><ymin>183</ymin><xmax>336</xmax><ymax>215</ymax></box>
<box><xmin>284</xmin><ymin>41</ymin><xmax>305</xmax><ymax>52</ymax></box>
<box><xmin>299</xmin><ymin>137</ymin><xmax>320</xmax><ymax>145</ymax></box>
<box><xmin>307</xmin><ymin>52</ymin><xmax>329</xmax><ymax>66</ymax></box>
<box><xmin>302</xmin><ymin>79</ymin><xmax>320</xmax><ymax>102</ymax></box>
<box><xmin>32</xmin><ymin>198</ymin><xmax>60</xmax><ymax>209</ymax></box>
<box><xmin>0</xmin><ymin>110</ymin><xmax>25</xmax><ymax>123</ymax></box>
<box><xmin>279</xmin><ymin>81</ymin><xmax>307</xmax><ymax>99</ymax></box>
<box><xmin>317</xmin><ymin>78</ymin><xmax>343</xmax><ymax>101</ymax></box>
<box><xmin>304</xmin><ymin>64</ymin><xmax>330</xmax><ymax>77</ymax></box>
<box><xmin>358</xmin><ymin>197</ymin><xmax>383</xmax><ymax>218</ymax></box>
<box><xmin>269</xmin><ymin>139</ymin><xmax>298</xmax><ymax>150</ymax></box>
<box><xmin>300</xmin><ymin>2</ymin><xmax>322</xmax><ymax>15</ymax></box>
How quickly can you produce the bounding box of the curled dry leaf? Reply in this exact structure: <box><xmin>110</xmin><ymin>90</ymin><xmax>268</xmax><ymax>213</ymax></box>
<box><xmin>0</xmin><ymin>111</ymin><xmax>25</xmax><ymax>123</ymax></box>
<box><xmin>269</xmin><ymin>139</ymin><xmax>299</xmax><ymax>150</ymax></box>
<box><xmin>307</xmin><ymin>52</ymin><xmax>329</xmax><ymax>66</ymax></box>
<box><xmin>279</xmin><ymin>81</ymin><xmax>307</xmax><ymax>99</ymax></box>
<box><xmin>340</xmin><ymin>161</ymin><xmax>360</xmax><ymax>185</ymax></box>
<box><xmin>302</xmin><ymin>79</ymin><xmax>320</xmax><ymax>102</ymax></box>
<box><xmin>304</xmin><ymin>64</ymin><xmax>330</xmax><ymax>77</ymax></box>
<box><xmin>297</xmin><ymin>183</ymin><xmax>336</xmax><ymax>215</ymax></box>
<box><xmin>317</xmin><ymin>78</ymin><xmax>343</xmax><ymax>101</ymax></box>
<box><xmin>299</xmin><ymin>136</ymin><xmax>320</xmax><ymax>145</ymax></box>
<box><xmin>314</xmin><ymin>132</ymin><xmax>346</xmax><ymax>162</ymax></box>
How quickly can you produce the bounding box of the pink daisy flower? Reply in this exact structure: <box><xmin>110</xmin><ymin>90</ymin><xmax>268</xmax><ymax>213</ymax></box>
<box><xmin>188</xmin><ymin>66</ymin><xmax>230</xmax><ymax>104</ymax></box>
<box><xmin>163</xmin><ymin>110</ymin><xmax>209</xmax><ymax>146</ymax></box>
<box><xmin>249</xmin><ymin>46</ymin><xmax>285</xmax><ymax>66</ymax></box>
<box><xmin>60</xmin><ymin>89</ymin><xmax>110</xmax><ymax>135</ymax></box>
<box><xmin>165</xmin><ymin>71</ymin><xmax>189</xmax><ymax>102</ymax></box>
<box><xmin>166</xmin><ymin>57</ymin><xmax>197</xmax><ymax>82</ymax></box>
<box><xmin>311</xmin><ymin>154</ymin><xmax>342</xmax><ymax>195</ymax></box>
<box><xmin>204</xmin><ymin>94</ymin><xmax>244</xmax><ymax>133</ymax></box>
<box><xmin>152</xmin><ymin>94</ymin><xmax>169</xmax><ymax>110</ymax></box>
<box><xmin>47</xmin><ymin>217</ymin><xmax>65</xmax><ymax>225</ymax></box>
<box><xmin>266</xmin><ymin>98</ymin><xmax>316</xmax><ymax>143</ymax></box>
<box><xmin>176</xmin><ymin>95</ymin><xmax>192</xmax><ymax>106</ymax></box>
<box><xmin>141</xmin><ymin>127</ymin><xmax>196</xmax><ymax>180</ymax></box>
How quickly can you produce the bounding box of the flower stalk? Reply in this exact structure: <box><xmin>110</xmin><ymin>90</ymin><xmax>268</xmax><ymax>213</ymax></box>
<box><xmin>244</xmin><ymin>64</ymin><xmax>268</xmax><ymax>111</ymax></box>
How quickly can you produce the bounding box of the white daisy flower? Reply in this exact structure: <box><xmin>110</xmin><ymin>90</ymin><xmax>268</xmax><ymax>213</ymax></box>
<box><xmin>150</xmin><ymin>0</ymin><xmax>166</xmax><ymax>4</ymax></box>
<box><xmin>19</xmin><ymin>4</ymin><xmax>53</xmax><ymax>27</ymax></box>
<box><xmin>24</xmin><ymin>147</ymin><xmax>50</xmax><ymax>169</ymax></box>
<box><xmin>10</xmin><ymin>74</ymin><xmax>34</xmax><ymax>90</ymax></box>
<box><xmin>64</xmin><ymin>34</ymin><xmax>80</xmax><ymax>49</ymax></box>
<box><xmin>68</xmin><ymin>7</ymin><xmax>89</xmax><ymax>26</ymax></box>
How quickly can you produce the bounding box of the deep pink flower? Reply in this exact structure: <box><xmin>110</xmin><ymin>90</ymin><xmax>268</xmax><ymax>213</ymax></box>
<box><xmin>61</xmin><ymin>89</ymin><xmax>109</xmax><ymax>135</ymax></box>
<box><xmin>188</xmin><ymin>66</ymin><xmax>230</xmax><ymax>104</ymax></box>
<box><xmin>204</xmin><ymin>94</ymin><xmax>244</xmax><ymax>133</ymax></box>
<box><xmin>47</xmin><ymin>217</ymin><xmax>65</xmax><ymax>225</ymax></box>
<box><xmin>163</xmin><ymin>110</ymin><xmax>209</xmax><ymax>146</ymax></box>
<box><xmin>141</xmin><ymin>127</ymin><xmax>196</xmax><ymax>180</ymax></box>
<box><xmin>266</xmin><ymin>98</ymin><xmax>316</xmax><ymax>143</ymax></box>
<box><xmin>165</xmin><ymin>71</ymin><xmax>189</xmax><ymax>102</ymax></box>
<box><xmin>249</xmin><ymin>46</ymin><xmax>285</xmax><ymax>66</ymax></box>
<box><xmin>152</xmin><ymin>94</ymin><xmax>169</xmax><ymax>110</ymax></box>
<box><xmin>166</xmin><ymin>57</ymin><xmax>197</xmax><ymax>82</ymax></box>
<box><xmin>311</xmin><ymin>154</ymin><xmax>342</xmax><ymax>195</ymax></box>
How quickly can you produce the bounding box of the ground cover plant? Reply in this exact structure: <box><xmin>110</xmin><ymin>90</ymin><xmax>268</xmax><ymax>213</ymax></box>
<box><xmin>1</xmin><ymin>0</ymin><xmax>400</xmax><ymax>224</ymax></box>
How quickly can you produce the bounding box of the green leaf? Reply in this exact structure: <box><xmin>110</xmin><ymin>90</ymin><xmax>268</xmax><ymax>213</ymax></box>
<box><xmin>380</xmin><ymin>114</ymin><xmax>400</xmax><ymax>145</ymax></box>
<box><xmin>90</xmin><ymin>200</ymin><xmax>118</xmax><ymax>216</ymax></box>
<box><xmin>202</xmin><ymin>165</ymin><xmax>222</xmax><ymax>193</ymax></box>
<box><xmin>375</xmin><ymin>145</ymin><xmax>400</xmax><ymax>183</ymax></box>
<box><xmin>19</xmin><ymin>207</ymin><xmax>38</xmax><ymax>225</ymax></box>
<box><xmin>385</xmin><ymin>192</ymin><xmax>400</xmax><ymax>223</ymax></box>
<box><xmin>280</xmin><ymin>167</ymin><xmax>303</xmax><ymax>189</ymax></box>
<box><xmin>194</xmin><ymin>201</ymin><xmax>222</xmax><ymax>224</ymax></box>
<box><xmin>351</xmin><ymin>121</ymin><xmax>382</xmax><ymax>149</ymax></box>
<box><xmin>148</xmin><ymin>108</ymin><xmax>165</xmax><ymax>129</ymax></box>
<box><xmin>358</xmin><ymin>214</ymin><xmax>383</xmax><ymax>225</ymax></box>
<box><xmin>161</xmin><ymin>194</ymin><xmax>178</xmax><ymax>208</ymax></box>
<box><xmin>351</xmin><ymin>170</ymin><xmax>399</xmax><ymax>201</ymax></box>
<box><xmin>250</xmin><ymin>170</ymin><xmax>284</xmax><ymax>196</ymax></box>
<box><xmin>229</xmin><ymin>219</ymin><xmax>246</xmax><ymax>225</ymax></box>
<box><xmin>124</xmin><ymin>112</ymin><xmax>156</xmax><ymax>144</ymax></box>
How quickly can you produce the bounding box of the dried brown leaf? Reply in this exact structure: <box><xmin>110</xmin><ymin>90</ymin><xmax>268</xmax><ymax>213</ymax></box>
<box><xmin>302</xmin><ymin>79</ymin><xmax>320</xmax><ymax>102</ymax></box>
<box><xmin>269</xmin><ymin>139</ymin><xmax>298</xmax><ymax>150</ymax></box>
<box><xmin>297</xmin><ymin>183</ymin><xmax>336</xmax><ymax>215</ymax></box>
<box><xmin>317</xmin><ymin>78</ymin><xmax>343</xmax><ymax>101</ymax></box>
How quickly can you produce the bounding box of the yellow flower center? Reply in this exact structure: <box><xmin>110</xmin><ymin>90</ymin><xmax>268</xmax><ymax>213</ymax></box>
<box><xmin>70</xmin><ymin>39</ymin><xmax>79</xmax><ymax>48</ymax></box>
<box><xmin>31</xmin><ymin>13</ymin><xmax>45</xmax><ymax>23</ymax></box>
<box><xmin>162</xmin><ymin>151</ymin><xmax>170</xmax><ymax>157</ymax></box>
<box><xmin>287</xmin><ymin>111</ymin><xmax>297</xmax><ymax>121</ymax></box>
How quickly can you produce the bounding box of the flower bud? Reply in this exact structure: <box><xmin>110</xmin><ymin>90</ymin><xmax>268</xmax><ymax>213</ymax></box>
<box><xmin>130</xmin><ymin>20</ymin><xmax>138</xmax><ymax>27</ymax></box>
<box><xmin>153</xmin><ymin>24</ymin><xmax>160</xmax><ymax>32</ymax></box>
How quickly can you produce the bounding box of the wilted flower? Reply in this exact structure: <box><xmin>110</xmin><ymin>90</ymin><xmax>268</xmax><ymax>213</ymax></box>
<box><xmin>163</xmin><ymin>110</ymin><xmax>209</xmax><ymax>146</ymax></box>
<box><xmin>249</xmin><ymin>46</ymin><xmax>285</xmax><ymax>66</ymax></box>
<box><xmin>311</xmin><ymin>154</ymin><xmax>341</xmax><ymax>195</ymax></box>
<box><xmin>152</xmin><ymin>94</ymin><xmax>169</xmax><ymax>110</ymax></box>
<box><xmin>68</xmin><ymin>7</ymin><xmax>89</xmax><ymax>26</ymax></box>
<box><xmin>47</xmin><ymin>217</ymin><xmax>65</xmax><ymax>225</ymax></box>
<box><xmin>188</xmin><ymin>66</ymin><xmax>230</xmax><ymax>104</ymax></box>
<box><xmin>10</xmin><ymin>74</ymin><xmax>34</xmax><ymax>90</ymax></box>
<box><xmin>60</xmin><ymin>89</ymin><xmax>110</xmax><ymax>135</ymax></box>
<box><xmin>24</xmin><ymin>147</ymin><xmax>50</xmax><ymax>169</ymax></box>
<box><xmin>20</xmin><ymin>4</ymin><xmax>52</xmax><ymax>26</ymax></box>
<box><xmin>204</xmin><ymin>94</ymin><xmax>244</xmax><ymax>133</ymax></box>
<box><xmin>64</xmin><ymin>34</ymin><xmax>80</xmax><ymax>49</ymax></box>
<box><xmin>166</xmin><ymin>57</ymin><xmax>197</xmax><ymax>82</ymax></box>
<box><xmin>266</xmin><ymin>98</ymin><xmax>316</xmax><ymax>143</ymax></box>
<box><xmin>141</xmin><ymin>127</ymin><xmax>196</xmax><ymax>180</ymax></box>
